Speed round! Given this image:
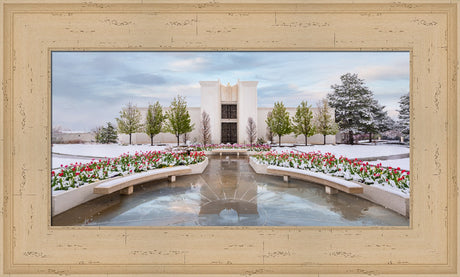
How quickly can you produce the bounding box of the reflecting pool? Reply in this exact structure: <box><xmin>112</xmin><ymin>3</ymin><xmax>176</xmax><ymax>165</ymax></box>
<box><xmin>52</xmin><ymin>155</ymin><xmax>409</xmax><ymax>226</ymax></box>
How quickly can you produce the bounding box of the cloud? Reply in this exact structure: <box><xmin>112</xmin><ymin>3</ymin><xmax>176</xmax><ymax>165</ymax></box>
<box><xmin>208</xmin><ymin>52</ymin><xmax>270</xmax><ymax>72</ymax></box>
<box><xmin>258</xmin><ymin>84</ymin><xmax>292</xmax><ymax>96</ymax></box>
<box><xmin>357</xmin><ymin>63</ymin><xmax>409</xmax><ymax>82</ymax></box>
<box><xmin>124</xmin><ymin>83</ymin><xmax>201</xmax><ymax>107</ymax></box>
<box><xmin>167</xmin><ymin>52</ymin><xmax>272</xmax><ymax>74</ymax></box>
<box><xmin>169</xmin><ymin>57</ymin><xmax>209</xmax><ymax>71</ymax></box>
<box><xmin>258</xmin><ymin>83</ymin><xmax>327</xmax><ymax>107</ymax></box>
<box><xmin>52</xmin><ymin>52</ymin><xmax>409</xmax><ymax>131</ymax></box>
<box><xmin>118</xmin><ymin>73</ymin><xmax>168</xmax><ymax>85</ymax></box>
<box><xmin>254</xmin><ymin>74</ymin><xmax>283</xmax><ymax>82</ymax></box>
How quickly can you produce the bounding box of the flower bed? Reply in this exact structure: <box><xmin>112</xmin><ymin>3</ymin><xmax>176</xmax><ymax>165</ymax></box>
<box><xmin>51</xmin><ymin>151</ymin><xmax>206</xmax><ymax>191</ymax></box>
<box><xmin>252</xmin><ymin>151</ymin><xmax>410</xmax><ymax>194</ymax></box>
<box><xmin>190</xmin><ymin>143</ymin><xmax>270</xmax><ymax>152</ymax></box>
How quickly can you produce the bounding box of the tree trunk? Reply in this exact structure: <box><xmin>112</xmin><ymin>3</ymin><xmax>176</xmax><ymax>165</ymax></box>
<box><xmin>278</xmin><ymin>135</ymin><xmax>282</xmax><ymax>147</ymax></box>
<box><xmin>348</xmin><ymin>130</ymin><xmax>354</xmax><ymax>145</ymax></box>
<box><xmin>129</xmin><ymin>133</ymin><xmax>132</xmax><ymax>145</ymax></box>
<box><xmin>305</xmin><ymin>135</ymin><xmax>308</xmax><ymax>146</ymax></box>
<box><xmin>324</xmin><ymin>134</ymin><xmax>326</xmax><ymax>145</ymax></box>
<box><xmin>176</xmin><ymin>135</ymin><xmax>180</xmax><ymax>146</ymax></box>
<box><xmin>369</xmin><ymin>133</ymin><xmax>372</xmax><ymax>143</ymax></box>
<box><xmin>150</xmin><ymin>134</ymin><xmax>154</xmax><ymax>146</ymax></box>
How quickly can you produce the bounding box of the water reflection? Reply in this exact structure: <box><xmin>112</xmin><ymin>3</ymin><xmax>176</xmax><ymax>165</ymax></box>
<box><xmin>52</xmin><ymin>155</ymin><xmax>409</xmax><ymax>226</ymax></box>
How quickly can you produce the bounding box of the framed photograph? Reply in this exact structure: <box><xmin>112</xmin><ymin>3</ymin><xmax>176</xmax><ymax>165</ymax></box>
<box><xmin>1</xmin><ymin>0</ymin><xmax>458</xmax><ymax>275</ymax></box>
<box><xmin>50</xmin><ymin>51</ymin><xmax>411</xmax><ymax>227</ymax></box>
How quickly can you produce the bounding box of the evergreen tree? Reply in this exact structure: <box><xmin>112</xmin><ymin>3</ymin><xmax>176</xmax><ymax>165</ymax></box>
<box><xmin>164</xmin><ymin>95</ymin><xmax>195</xmax><ymax>146</ymax></box>
<box><xmin>116</xmin><ymin>102</ymin><xmax>142</xmax><ymax>145</ymax></box>
<box><xmin>246</xmin><ymin>117</ymin><xmax>257</xmax><ymax>146</ymax></box>
<box><xmin>145</xmin><ymin>101</ymin><xmax>165</xmax><ymax>146</ymax></box>
<box><xmin>327</xmin><ymin>73</ymin><xmax>375</xmax><ymax>144</ymax></box>
<box><xmin>94</xmin><ymin>122</ymin><xmax>117</xmax><ymax>144</ymax></box>
<box><xmin>292</xmin><ymin>100</ymin><xmax>315</xmax><ymax>146</ymax></box>
<box><xmin>266</xmin><ymin>101</ymin><xmax>292</xmax><ymax>147</ymax></box>
<box><xmin>200</xmin><ymin>111</ymin><xmax>211</xmax><ymax>145</ymax></box>
<box><xmin>397</xmin><ymin>92</ymin><xmax>410</xmax><ymax>140</ymax></box>
<box><xmin>315</xmin><ymin>98</ymin><xmax>339</xmax><ymax>145</ymax></box>
<box><xmin>373</xmin><ymin>103</ymin><xmax>394</xmax><ymax>141</ymax></box>
<box><xmin>104</xmin><ymin>122</ymin><xmax>118</xmax><ymax>143</ymax></box>
<box><xmin>360</xmin><ymin>99</ymin><xmax>393</xmax><ymax>143</ymax></box>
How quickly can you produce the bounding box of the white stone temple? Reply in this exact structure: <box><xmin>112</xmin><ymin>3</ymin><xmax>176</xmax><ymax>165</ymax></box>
<box><xmin>118</xmin><ymin>80</ymin><xmax>336</xmax><ymax>145</ymax></box>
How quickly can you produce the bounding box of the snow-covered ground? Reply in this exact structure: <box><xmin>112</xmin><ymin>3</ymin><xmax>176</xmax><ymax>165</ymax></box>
<box><xmin>52</xmin><ymin>144</ymin><xmax>169</xmax><ymax>169</ymax></box>
<box><xmin>275</xmin><ymin>144</ymin><xmax>410</xmax><ymax>171</ymax></box>
<box><xmin>369</xmin><ymin>158</ymin><xmax>410</xmax><ymax>171</ymax></box>
<box><xmin>53</xmin><ymin>144</ymin><xmax>168</xmax><ymax>157</ymax></box>
<box><xmin>52</xmin><ymin>143</ymin><xmax>410</xmax><ymax>170</ymax></box>
<box><xmin>53</xmin><ymin>157</ymin><xmax>94</xmax><ymax>169</ymax></box>
<box><xmin>294</xmin><ymin>144</ymin><xmax>409</xmax><ymax>159</ymax></box>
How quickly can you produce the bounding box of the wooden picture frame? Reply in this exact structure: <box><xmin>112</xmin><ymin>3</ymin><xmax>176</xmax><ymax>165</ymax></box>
<box><xmin>1</xmin><ymin>0</ymin><xmax>458</xmax><ymax>275</ymax></box>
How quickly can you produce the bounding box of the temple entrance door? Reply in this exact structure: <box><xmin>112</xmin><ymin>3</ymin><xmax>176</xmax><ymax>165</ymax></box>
<box><xmin>221</xmin><ymin>123</ymin><xmax>237</xmax><ymax>144</ymax></box>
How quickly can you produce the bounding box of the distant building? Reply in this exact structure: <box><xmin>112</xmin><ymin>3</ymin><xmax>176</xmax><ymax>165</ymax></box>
<box><xmin>119</xmin><ymin>80</ymin><xmax>336</xmax><ymax>145</ymax></box>
<box><xmin>52</xmin><ymin>130</ymin><xmax>95</xmax><ymax>144</ymax></box>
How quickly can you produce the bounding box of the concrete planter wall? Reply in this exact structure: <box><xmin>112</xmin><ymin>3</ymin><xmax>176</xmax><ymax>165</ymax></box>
<box><xmin>188</xmin><ymin>158</ymin><xmax>209</xmax><ymax>174</ymax></box>
<box><xmin>249</xmin><ymin>158</ymin><xmax>410</xmax><ymax>217</ymax></box>
<box><xmin>249</xmin><ymin>158</ymin><xmax>269</xmax><ymax>174</ymax></box>
<box><xmin>51</xmin><ymin>181</ymin><xmax>105</xmax><ymax>217</ymax></box>
<box><xmin>52</xmin><ymin>158</ymin><xmax>209</xmax><ymax>217</ymax></box>
<box><xmin>247</xmin><ymin>151</ymin><xmax>269</xmax><ymax>156</ymax></box>
<box><xmin>358</xmin><ymin>185</ymin><xmax>409</xmax><ymax>217</ymax></box>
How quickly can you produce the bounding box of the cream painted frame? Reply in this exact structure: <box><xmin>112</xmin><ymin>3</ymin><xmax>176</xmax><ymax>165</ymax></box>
<box><xmin>0</xmin><ymin>0</ymin><xmax>458</xmax><ymax>276</ymax></box>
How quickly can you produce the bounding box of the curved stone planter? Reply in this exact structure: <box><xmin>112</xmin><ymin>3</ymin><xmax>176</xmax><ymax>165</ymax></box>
<box><xmin>249</xmin><ymin>158</ymin><xmax>409</xmax><ymax>217</ymax></box>
<box><xmin>51</xmin><ymin>158</ymin><xmax>209</xmax><ymax>216</ymax></box>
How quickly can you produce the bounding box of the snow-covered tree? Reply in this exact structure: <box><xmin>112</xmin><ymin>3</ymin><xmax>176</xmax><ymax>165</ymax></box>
<box><xmin>292</xmin><ymin>100</ymin><xmax>315</xmax><ymax>146</ymax></box>
<box><xmin>373</xmin><ymin>104</ymin><xmax>395</xmax><ymax>140</ymax></box>
<box><xmin>145</xmin><ymin>101</ymin><xmax>164</xmax><ymax>146</ymax></box>
<box><xmin>266</xmin><ymin>101</ymin><xmax>292</xmax><ymax>147</ymax></box>
<box><xmin>246</xmin><ymin>117</ymin><xmax>257</xmax><ymax>146</ymax></box>
<box><xmin>397</xmin><ymin>92</ymin><xmax>410</xmax><ymax>140</ymax></box>
<box><xmin>200</xmin><ymin>111</ymin><xmax>211</xmax><ymax>145</ymax></box>
<box><xmin>360</xmin><ymin>99</ymin><xmax>394</xmax><ymax>143</ymax></box>
<box><xmin>164</xmin><ymin>95</ymin><xmax>195</xmax><ymax>146</ymax></box>
<box><xmin>116</xmin><ymin>102</ymin><xmax>142</xmax><ymax>145</ymax></box>
<box><xmin>327</xmin><ymin>73</ymin><xmax>375</xmax><ymax>144</ymax></box>
<box><xmin>315</xmin><ymin>98</ymin><xmax>339</xmax><ymax>145</ymax></box>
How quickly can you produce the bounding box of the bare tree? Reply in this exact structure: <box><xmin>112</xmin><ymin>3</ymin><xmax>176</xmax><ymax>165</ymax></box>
<box><xmin>200</xmin><ymin>111</ymin><xmax>211</xmax><ymax>145</ymax></box>
<box><xmin>52</xmin><ymin>125</ymin><xmax>63</xmax><ymax>144</ymax></box>
<box><xmin>246</xmin><ymin>117</ymin><xmax>257</xmax><ymax>146</ymax></box>
<box><xmin>182</xmin><ymin>132</ymin><xmax>189</xmax><ymax>145</ymax></box>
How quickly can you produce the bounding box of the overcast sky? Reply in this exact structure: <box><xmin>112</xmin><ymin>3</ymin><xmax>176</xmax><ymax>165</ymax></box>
<box><xmin>52</xmin><ymin>51</ymin><xmax>409</xmax><ymax>132</ymax></box>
